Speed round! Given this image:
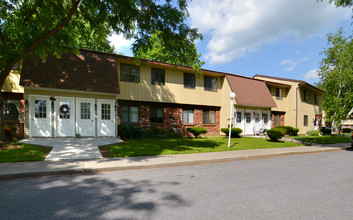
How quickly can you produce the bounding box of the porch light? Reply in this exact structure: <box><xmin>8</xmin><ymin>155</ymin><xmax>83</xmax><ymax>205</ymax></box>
<box><xmin>228</xmin><ymin>92</ymin><xmax>236</xmax><ymax>148</ymax></box>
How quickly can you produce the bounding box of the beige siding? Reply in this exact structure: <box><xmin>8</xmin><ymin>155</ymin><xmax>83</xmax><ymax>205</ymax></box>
<box><xmin>117</xmin><ymin>60</ymin><xmax>223</xmax><ymax>106</ymax></box>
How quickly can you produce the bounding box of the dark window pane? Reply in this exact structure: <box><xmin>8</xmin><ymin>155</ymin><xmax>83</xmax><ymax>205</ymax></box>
<box><xmin>184</xmin><ymin>73</ymin><xmax>195</xmax><ymax>88</ymax></box>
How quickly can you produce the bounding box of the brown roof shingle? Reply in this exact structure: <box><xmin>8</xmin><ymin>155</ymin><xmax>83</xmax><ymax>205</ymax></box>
<box><xmin>20</xmin><ymin>49</ymin><xmax>119</xmax><ymax>94</ymax></box>
<box><xmin>226</xmin><ymin>74</ymin><xmax>276</xmax><ymax>108</ymax></box>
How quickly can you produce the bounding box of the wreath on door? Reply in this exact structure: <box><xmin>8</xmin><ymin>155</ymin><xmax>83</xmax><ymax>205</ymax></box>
<box><xmin>59</xmin><ymin>104</ymin><xmax>70</xmax><ymax>115</ymax></box>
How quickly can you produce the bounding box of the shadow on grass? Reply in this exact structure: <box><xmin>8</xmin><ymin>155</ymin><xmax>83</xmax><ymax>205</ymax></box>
<box><xmin>266</xmin><ymin>140</ymin><xmax>284</xmax><ymax>143</ymax></box>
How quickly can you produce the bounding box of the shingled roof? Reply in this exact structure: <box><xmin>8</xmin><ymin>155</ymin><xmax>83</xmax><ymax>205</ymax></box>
<box><xmin>20</xmin><ymin>49</ymin><xmax>119</xmax><ymax>94</ymax></box>
<box><xmin>226</xmin><ymin>74</ymin><xmax>276</xmax><ymax>108</ymax></box>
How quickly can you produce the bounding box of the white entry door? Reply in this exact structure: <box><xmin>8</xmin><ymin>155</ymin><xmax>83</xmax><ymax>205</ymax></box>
<box><xmin>29</xmin><ymin>95</ymin><xmax>52</xmax><ymax>137</ymax></box>
<box><xmin>97</xmin><ymin>99</ymin><xmax>115</xmax><ymax>137</ymax></box>
<box><xmin>76</xmin><ymin>98</ymin><xmax>95</xmax><ymax>137</ymax></box>
<box><xmin>56</xmin><ymin>97</ymin><xmax>75</xmax><ymax>137</ymax></box>
<box><xmin>244</xmin><ymin>111</ymin><xmax>253</xmax><ymax>135</ymax></box>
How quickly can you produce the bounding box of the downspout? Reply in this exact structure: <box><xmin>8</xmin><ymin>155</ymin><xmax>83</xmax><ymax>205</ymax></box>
<box><xmin>296</xmin><ymin>83</ymin><xmax>305</xmax><ymax>129</ymax></box>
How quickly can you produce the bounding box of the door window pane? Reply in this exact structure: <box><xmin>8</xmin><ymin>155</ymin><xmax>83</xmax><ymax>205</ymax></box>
<box><xmin>35</xmin><ymin>100</ymin><xmax>47</xmax><ymax>118</ymax></box>
<box><xmin>262</xmin><ymin>113</ymin><xmax>268</xmax><ymax>124</ymax></box>
<box><xmin>59</xmin><ymin>101</ymin><xmax>70</xmax><ymax>119</ymax></box>
<box><xmin>236</xmin><ymin>112</ymin><xmax>242</xmax><ymax>123</ymax></box>
<box><xmin>245</xmin><ymin>112</ymin><xmax>251</xmax><ymax>123</ymax></box>
<box><xmin>101</xmin><ymin>104</ymin><xmax>111</xmax><ymax>120</ymax></box>
<box><xmin>80</xmin><ymin>103</ymin><xmax>91</xmax><ymax>119</ymax></box>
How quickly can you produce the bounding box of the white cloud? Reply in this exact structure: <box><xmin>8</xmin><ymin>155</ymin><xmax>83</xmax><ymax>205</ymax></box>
<box><xmin>304</xmin><ymin>69</ymin><xmax>319</xmax><ymax>80</ymax></box>
<box><xmin>189</xmin><ymin>0</ymin><xmax>351</xmax><ymax>65</ymax></box>
<box><xmin>279</xmin><ymin>59</ymin><xmax>293</xmax><ymax>66</ymax></box>
<box><xmin>108</xmin><ymin>33</ymin><xmax>134</xmax><ymax>56</ymax></box>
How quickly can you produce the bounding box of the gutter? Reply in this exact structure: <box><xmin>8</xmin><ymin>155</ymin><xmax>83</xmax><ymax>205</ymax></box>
<box><xmin>296</xmin><ymin>83</ymin><xmax>305</xmax><ymax>128</ymax></box>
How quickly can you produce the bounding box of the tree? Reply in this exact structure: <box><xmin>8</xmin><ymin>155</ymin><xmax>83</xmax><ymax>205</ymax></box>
<box><xmin>134</xmin><ymin>31</ymin><xmax>204</xmax><ymax>72</ymax></box>
<box><xmin>318</xmin><ymin>0</ymin><xmax>353</xmax><ymax>7</ymax></box>
<box><xmin>0</xmin><ymin>0</ymin><xmax>202</xmax><ymax>141</ymax></box>
<box><xmin>318</xmin><ymin>29</ymin><xmax>353</xmax><ymax>128</ymax></box>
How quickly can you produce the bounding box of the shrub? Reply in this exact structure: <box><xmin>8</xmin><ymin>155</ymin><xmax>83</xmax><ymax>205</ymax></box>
<box><xmin>4</xmin><ymin>126</ymin><xmax>17</xmax><ymax>141</ymax></box>
<box><xmin>292</xmin><ymin>128</ymin><xmax>299</xmax><ymax>136</ymax></box>
<box><xmin>321</xmin><ymin>127</ymin><xmax>331</xmax><ymax>135</ymax></box>
<box><xmin>266</xmin><ymin>128</ymin><xmax>285</xmax><ymax>141</ymax></box>
<box><xmin>187</xmin><ymin>127</ymin><xmax>208</xmax><ymax>138</ymax></box>
<box><xmin>306</xmin><ymin>130</ymin><xmax>320</xmax><ymax>136</ymax></box>
<box><xmin>220</xmin><ymin>128</ymin><xmax>243</xmax><ymax>138</ymax></box>
<box><xmin>119</xmin><ymin>123</ymin><xmax>142</xmax><ymax>139</ymax></box>
<box><xmin>342</xmin><ymin>128</ymin><xmax>352</xmax><ymax>133</ymax></box>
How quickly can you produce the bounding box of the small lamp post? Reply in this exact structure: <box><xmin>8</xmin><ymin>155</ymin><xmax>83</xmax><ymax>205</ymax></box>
<box><xmin>228</xmin><ymin>92</ymin><xmax>236</xmax><ymax>148</ymax></box>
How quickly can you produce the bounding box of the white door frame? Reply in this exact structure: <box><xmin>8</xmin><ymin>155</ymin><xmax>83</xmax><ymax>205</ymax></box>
<box><xmin>76</xmin><ymin>98</ymin><xmax>95</xmax><ymax>137</ymax></box>
<box><xmin>55</xmin><ymin>97</ymin><xmax>75</xmax><ymax>137</ymax></box>
<box><xmin>97</xmin><ymin>99</ymin><xmax>115</xmax><ymax>137</ymax></box>
<box><xmin>29</xmin><ymin>95</ymin><xmax>52</xmax><ymax>137</ymax></box>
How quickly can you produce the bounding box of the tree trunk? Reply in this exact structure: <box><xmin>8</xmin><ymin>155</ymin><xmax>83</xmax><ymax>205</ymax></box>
<box><xmin>0</xmin><ymin>93</ymin><xmax>4</xmax><ymax>142</ymax></box>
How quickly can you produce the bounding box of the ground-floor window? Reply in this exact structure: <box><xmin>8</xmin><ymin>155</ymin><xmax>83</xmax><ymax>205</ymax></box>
<box><xmin>183</xmin><ymin>109</ymin><xmax>194</xmax><ymax>124</ymax></box>
<box><xmin>245</xmin><ymin>112</ymin><xmax>251</xmax><ymax>123</ymax></box>
<box><xmin>150</xmin><ymin>107</ymin><xmax>164</xmax><ymax>123</ymax></box>
<box><xmin>304</xmin><ymin>115</ymin><xmax>308</xmax><ymax>126</ymax></box>
<box><xmin>203</xmin><ymin>110</ymin><xmax>215</xmax><ymax>124</ymax></box>
<box><xmin>121</xmin><ymin>106</ymin><xmax>139</xmax><ymax>123</ymax></box>
<box><xmin>236</xmin><ymin>112</ymin><xmax>242</xmax><ymax>123</ymax></box>
<box><xmin>262</xmin><ymin>113</ymin><xmax>268</xmax><ymax>124</ymax></box>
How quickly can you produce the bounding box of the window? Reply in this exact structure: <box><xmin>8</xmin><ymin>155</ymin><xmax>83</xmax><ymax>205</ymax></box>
<box><xmin>4</xmin><ymin>100</ymin><xmax>21</xmax><ymax>121</ymax></box>
<box><xmin>276</xmin><ymin>88</ymin><xmax>282</xmax><ymax>100</ymax></box>
<box><xmin>262</xmin><ymin>113</ymin><xmax>268</xmax><ymax>124</ymax></box>
<box><xmin>151</xmin><ymin>68</ymin><xmax>165</xmax><ymax>85</ymax></box>
<box><xmin>121</xmin><ymin>106</ymin><xmax>139</xmax><ymax>123</ymax></box>
<box><xmin>274</xmin><ymin>115</ymin><xmax>279</xmax><ymax>125</ymax></box>
<box><xmin>34</xmin><ymin>100</ymin><xmax>47</xmax><ymax>118</ymax></box>
<box><xmin>304</xmin><ymin>115</ymin><xmax>308</xmax><ymax>126</ymax></box>
<box><xmin>203</xmin><ymin>110</ymin><xmax>215</xmax><ymax>124</ymax></box>
<box><xmin>184</xmin><ymin>73</ymin><xmax>195</xmax><ymax>88</ymax></box>
<box><xmin>80</xmin><ymin>102</ymin><xmax>91</xmax><ymax>119</ymax></box>
<box><xmin>267</xmin><ymin>86</ymin><xmax>271</xmax><ymax>93</ymax></box>
<box><xmin>183</xmin><ymin>110</ymin><xmax>194</xmax><ymax>124</ymax></box>
<box><xmin>254</xmin><ymin>113</ymin><xmax>259</xmax><ymax>123</ymax></box>
<box><xmin>304</xmin><ymin>90</ymin><xmax>308</xmax><ymax>102</ymax></box>
<box><xmin>204</xmin><ymin>76</ymin><xmax>217</xmax><ymax>91</ymax></box>
<box><xmin>245</xmin><ymin>112</ymin><xmax>251</xmax><ymax>123</ymax></box>
<box><xmin>120</xmin><ymin>63</ymin><xmax>140</xmax><ymax>83</ymax></box>
<box><xmin>59</xmin><ymin>101</ymin><xmax>70</xmax><ymax>119</ymax></box>
<box><xmin>314</xmin><ymin>94</ymin><xmax>318</xmax><ymax>105</ymax></box>
<box><xmin>150</xmin><ymin>107</ymin><xmax>164</xmax><ymax>123</ymax></box>
<box><xmin>236</xmin><ymin>112</ymin><xmax>242</xmax><ymax>123</ymax></box>
<box><xmin>101</xmin><ymin>104</ymin><xmax>111</xmax><ymax>120</ymax></box>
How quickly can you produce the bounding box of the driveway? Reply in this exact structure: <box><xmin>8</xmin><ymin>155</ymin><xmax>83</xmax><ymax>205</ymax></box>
<box><xmin>19</xmin><ymin>137</ymin><xmax>122</xmax><ymax>161</ymax></box>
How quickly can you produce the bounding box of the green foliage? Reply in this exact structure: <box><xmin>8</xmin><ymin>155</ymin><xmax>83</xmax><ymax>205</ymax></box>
<box><xmin>321</xmin><ymin>127</ymin><xmax>332</xmax><ymax>135</ymax></box>
<box><xmin>275</xmin><ymin>126</ymin><xmax>298</xmax><ymax>136</ymax></box>
<box><xmin>187</xmin><ymin>127</ymin><xmax>208</xmax><ymax>138</ymax></box>
<box><xmin>4</xmin><ymin>126</ymin><xmax>17</xmax><ymax>141</ymax></box>
<box><xmin>135</xmin><ymin>31</ymin><xmax>204</xmax><ymax>73</ymax></box>
<box><xmin>142</xmin><ymin>127</ymin><xmax>184</xmax><ymax>139</ymax></box>
<box><xmin>0</xmin><ymin>144</ymin><xmax>51</xmax><ymax>163</ymax></box>
<box><xmin>119</xmin><ymin>124</ymin><xmax>142</xmax><ymax>139</ymax></box>
<box><xmin>319</xmin><ymin>0</ymin><xmax>353</xmax><ymax>7</ymax></box>
<box><xmin>306</xmin><ymin>130</ymin><xmax>320</xmax><ymax>136</ymax></box>
<box><xmin>220</xmin><ymin>128</ymin><xmax>243</xmax><ymax>138</ymax></box>
<box><xmin>318</xmin><ymin>29</ymin><xmax>353</xmax><ymax>125</ymax></box>
<box><xmin>295</xmin><ymin>135</ymin><xmax>351</xmax><ymax>144</ymax></box>
<box><xmin>342</xmin><ymin>128</ymin><xmax>352</xmax><ymax>133</ymax></box>
<box><xmin>266</xmin><ymin>129</ymin><xmax>285</xmax><ymax>142</ymax></box>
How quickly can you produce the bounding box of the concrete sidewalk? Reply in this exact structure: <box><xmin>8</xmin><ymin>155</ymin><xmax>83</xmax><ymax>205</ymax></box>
<box><xmin>0</xmin><ymin>143</ymin><xmax>350</xmax><ymax>180</ymax></box>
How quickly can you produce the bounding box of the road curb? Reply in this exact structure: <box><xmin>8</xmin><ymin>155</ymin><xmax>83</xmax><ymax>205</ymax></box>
<box><xmin>1</xmin><ymin>146</ymin><xmax>348</xmax><ymax>180</ymax></box>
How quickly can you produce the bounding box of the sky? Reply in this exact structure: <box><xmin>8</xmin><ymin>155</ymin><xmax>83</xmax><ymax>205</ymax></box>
<box><xmin>108</xmin><ymin>0</ymin><xmax>353</xmax><ymax>85</ymax></box>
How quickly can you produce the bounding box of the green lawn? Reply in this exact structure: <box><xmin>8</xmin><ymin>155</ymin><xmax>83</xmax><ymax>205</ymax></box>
<box><xmin>101</xmin><ymin>137</ymin><xmax>301</xmax><ymax>157</ymax></box>
<box><xmin>0</xmin><ymin>143</ymin><xmax>51</xmax><ymax>163</ymax></box>
<box><xmin>293</xmin><ymin>135</ymin><xmax>351</xmax><ymax>144</ymax></box>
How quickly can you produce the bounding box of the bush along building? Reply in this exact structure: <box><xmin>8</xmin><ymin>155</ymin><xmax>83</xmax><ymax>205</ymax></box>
<box><xmin>2</xmin><ymin>49</ymin><xmax>325</xmax><ymax>138</ymax></box>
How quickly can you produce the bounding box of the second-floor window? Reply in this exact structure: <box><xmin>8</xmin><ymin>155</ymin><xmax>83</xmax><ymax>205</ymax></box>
<box><xmin>183</xmin><ymin>109</ymin><xmax>194</xmax><ymax>123</ymax></box>
<box><xmin>204</xmin><ymin>76</ymin><xmax>217</xmax><ymax>91</ymax></box>
<box><xmin>184</xmin><ymin>73</ymin><xmax>195</xmax><ymax>88</ymax></box>
<box><xmin>151</xmin><ymin>68</ymin><xmax>165</xmax><ymax>85</ymax></box>
<box><xmin>150</xmin><ymin>107</ymin><xmax>164</xmax><ymax>123</ymax></box>
<box><xmin>304</xmin><ymin>115</ymin><xmax>308</xmax><ymax>126</ymax></box>
<box><xmin>120</xmin><ymin>106</ymin><xmax>139</xmax><ymax>123</ymax></box>
<box><xmin>120</xmin><ymin>63</ymin><xmax>140</xmax><ymax>83</ymax></box>
<box><xmin>203</xmin><ymin>110</ymin><xmax>215</xmax><ymax>124</ymax></box>
<box><xmin>314</xmin><ymin>94</ymin><xmax>318</xmax><ymax>105</ymax></box>
<box><xmin>276</xmin><ymin>88</ymin><xmax>282</xmax><ymax>100</ymax></box>
<box><xmin>304</xmin><ymin>90</ymin><xmax>308</xmax><ymax>102</ymax></box>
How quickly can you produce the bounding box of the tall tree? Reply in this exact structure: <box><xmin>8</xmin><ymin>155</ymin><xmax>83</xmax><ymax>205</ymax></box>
<box><xmin>318</xmin><ymin>29</ymin><xmax>353</xmax><ymax>127</ymax></box>
<box><xmin>318</xmin><ymin>0</ymin><xmax>353</xmax><ymax>7</ymax></box>
<box><xmin>134</xmin><ymin>31</ymin><xmax>204</xmax><ymax>72</ymax></box>
<box><xmin>0</xmin><ymin>0</ymin><xmax>202</xmax><ymax>141</ymax></box>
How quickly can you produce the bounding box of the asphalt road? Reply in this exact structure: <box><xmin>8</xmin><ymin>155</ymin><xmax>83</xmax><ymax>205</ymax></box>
<box><xmin>1</xmin><ymin>150</ymin><xmax>352</xmax><ymax>220</ymax></box>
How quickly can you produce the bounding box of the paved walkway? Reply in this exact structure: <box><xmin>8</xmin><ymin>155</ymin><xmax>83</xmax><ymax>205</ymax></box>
<box><xmin>0</xmin><ymin>143</ymin><xmax>350</xmax><ymax>180</ymax></box>
<box><xmin>19</xmin><ymin>137</ymin><xmax>122</xmax><ymax>161</ymax></box>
